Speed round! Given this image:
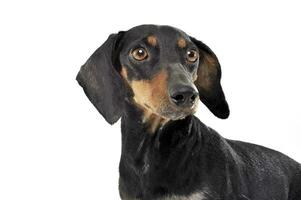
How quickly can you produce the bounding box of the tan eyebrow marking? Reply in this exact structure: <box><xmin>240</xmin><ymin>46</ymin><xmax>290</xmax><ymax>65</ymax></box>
<box><xmin>177</xmin><ymin>38</ymin><xmax>187</xmax><ymax>48</ymax></box>
<box><xmin>147</xmin><ymin>35</ymin><xmax>157</xmax><ymax>46</ymax></box>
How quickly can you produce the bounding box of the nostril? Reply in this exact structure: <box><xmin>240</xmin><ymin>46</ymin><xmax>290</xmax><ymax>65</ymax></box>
<box><xmin>171</xmin><ymin>94</ymin><xmax>185</xmax><ymax>103</ymax></box>
<box><xmin>190</xmin><ymin>94</ymin><xmax>197</xmax><ymax>102</ymax></box>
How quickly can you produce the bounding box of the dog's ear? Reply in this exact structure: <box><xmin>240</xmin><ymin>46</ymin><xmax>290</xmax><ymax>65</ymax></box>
<box><xmin>190</xmin><ymin>37</ymin><xmax>230</xmax><ymax>119</ymax></box>
<box><xmin>77</xmin><ymin>32</ymin><xmax>125</xmax><ymax>124</ymax></box>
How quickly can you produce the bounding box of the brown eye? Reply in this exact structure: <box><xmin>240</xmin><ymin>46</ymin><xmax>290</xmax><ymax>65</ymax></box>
<box><xmin>186</xmin><ymin>50</ymin><xmax>199</xmax><ymax>63</ymax></box>
<box><xmin>131</xmin><ymin>47</ymin><xmax>148</xmax><ymax>61</ymax></box>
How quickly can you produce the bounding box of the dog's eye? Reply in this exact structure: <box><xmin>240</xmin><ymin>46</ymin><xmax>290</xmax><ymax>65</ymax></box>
<box><xmin>186</xmin><ymin>50</ymin><xmax>199</xmax><ymax>63</ymax></box>
<box><xmin>131</xmin><ymin>47</ymin><xmax>148</xmax><ymax>61</ymax></box>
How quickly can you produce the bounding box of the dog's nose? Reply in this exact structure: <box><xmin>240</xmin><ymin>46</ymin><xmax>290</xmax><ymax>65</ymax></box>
<box><xmin>170</xmin><ymin>86</ymin><xmax>198</xmax><ymax>107</ymax></box>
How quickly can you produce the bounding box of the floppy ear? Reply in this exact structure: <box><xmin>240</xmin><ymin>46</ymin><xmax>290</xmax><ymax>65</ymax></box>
<box><xmin>190</xmin><ymin>37</ymin><xmax>230</xmax><ymax>119</ymax></box>
<box><xmin>76</xmin><ymin>33</ymin><xmax>125</xmax><ymax>124</ymax></box>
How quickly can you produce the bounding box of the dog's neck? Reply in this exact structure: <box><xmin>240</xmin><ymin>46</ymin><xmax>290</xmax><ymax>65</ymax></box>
<box><xmin>119</xmin><ymin>100</ymin><xmax>208</xmax><ymax>197</ymax></box>
<box><xmin>120</xmin><ymin>99</ymin><xmax>200</xmax><ymax>168</ymax></box>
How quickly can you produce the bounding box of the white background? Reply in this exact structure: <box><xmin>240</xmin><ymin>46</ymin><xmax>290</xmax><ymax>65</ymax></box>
<box><xmin>0</xmin><ymin>0</ymin><xmax>300</xmax><ymax>199</ymax></box>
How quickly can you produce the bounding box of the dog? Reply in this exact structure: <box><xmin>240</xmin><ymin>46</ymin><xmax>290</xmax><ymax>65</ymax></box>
<box><xmin>77</xmin><ymin>25</ymin><xmax>301</xmax><ymax>200</ymax></box>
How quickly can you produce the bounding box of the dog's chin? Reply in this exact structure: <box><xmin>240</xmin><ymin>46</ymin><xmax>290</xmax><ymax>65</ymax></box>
<box><xmin>157</xmin><ymin>103</ymin><xmax>198</xmax><ymax>121</ymax></box>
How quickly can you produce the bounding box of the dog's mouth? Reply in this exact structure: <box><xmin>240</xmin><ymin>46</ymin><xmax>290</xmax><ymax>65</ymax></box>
<box><xmin>153</xmin><ymin>100</ymin><xmax>199</xmax><ymax>121</ymax></box>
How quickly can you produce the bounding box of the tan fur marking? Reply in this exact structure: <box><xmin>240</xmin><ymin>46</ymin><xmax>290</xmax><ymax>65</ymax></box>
<box><xmin>120</xmin><ymin>66</ymin><xmax>128</xmax><ymax>80</ymax></box>
<box><xmin>177</xmin><ymin>38</ymin><xmax>187</xmax><ymax>48</ymax></box>
<box><xmin>130</xmin><ymin>70</ymin><xmax>170</xmax><ymax>133</ymax></box>
<box><xmin>131</xmin><ymin>70</ymin><xmax>169</xmax><ymax>112</ymax></box>
<box><xmin>147</xmin><ymin>35</ymin><xmax>157</xmax><ymax>46</ymax></box>
<box><xmin>142</xmin><ymin>109</ymin><xmax>168</xmax><ymax>133</ymax></box>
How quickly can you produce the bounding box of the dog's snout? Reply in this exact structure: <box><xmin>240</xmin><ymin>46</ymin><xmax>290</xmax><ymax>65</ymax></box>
<box><xmin>170</xmin><ymin>86</ymin><xmax>198</xmax><ymax>107</ymax></box>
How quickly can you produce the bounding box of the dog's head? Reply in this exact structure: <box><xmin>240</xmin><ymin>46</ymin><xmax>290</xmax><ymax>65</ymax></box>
<box><xmin>77</xmin><ymin>25</ymin><xmax>229</xmax><ymax>125</ymax></box>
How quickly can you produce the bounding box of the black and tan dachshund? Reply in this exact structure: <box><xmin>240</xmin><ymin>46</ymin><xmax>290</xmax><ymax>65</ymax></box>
<box><xmin>77</xmin><ymin>25</ymin><xmax>301</xmax><ymax>200</ymax></box>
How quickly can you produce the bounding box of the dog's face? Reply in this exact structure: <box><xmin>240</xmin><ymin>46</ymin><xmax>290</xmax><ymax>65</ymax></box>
<box><xmin>77</xmin><ymin>25</ymin><xmax>229</xmax><ymax>126</ymax></box>
<box><xmin>119</xmin><ymin>26</ymin><xmax>200</xmax><ymax>120</ymax></box>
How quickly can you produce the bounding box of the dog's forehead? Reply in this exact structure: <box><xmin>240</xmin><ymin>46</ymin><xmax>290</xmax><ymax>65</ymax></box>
<box><xmin>123</xmin><ymin>25</ymin><xmax>190</xmax><ymax>45</ymax></box>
